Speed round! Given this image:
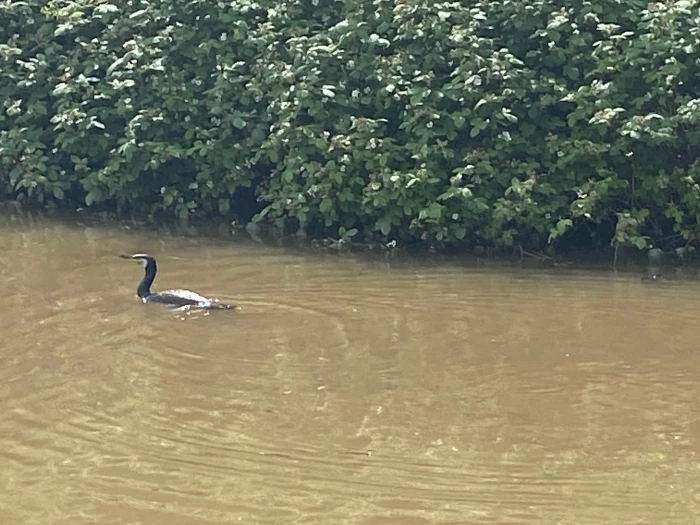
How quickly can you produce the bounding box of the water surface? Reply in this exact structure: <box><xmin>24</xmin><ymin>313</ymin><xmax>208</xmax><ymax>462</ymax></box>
<box><xmin>1</xmin><ymin>211</ymin><xmax>699</xmax><ymax>524</ymax></box>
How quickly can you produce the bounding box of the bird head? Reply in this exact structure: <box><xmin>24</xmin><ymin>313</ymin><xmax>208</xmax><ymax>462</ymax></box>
<box><xmin>120</xmin><ymin>253</ymin><xmax>155</xmax><ymax>268</ymax></box>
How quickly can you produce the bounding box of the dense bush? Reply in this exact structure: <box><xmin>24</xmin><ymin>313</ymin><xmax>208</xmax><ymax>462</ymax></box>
<box><xmin>2</xmin><ymin>0</ymin><xmax>700</xmax><ymax>253</ymax></box>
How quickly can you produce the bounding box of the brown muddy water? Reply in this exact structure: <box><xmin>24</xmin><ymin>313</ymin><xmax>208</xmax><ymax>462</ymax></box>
<box><xmin>0</xmin><ymin>211</ymin><xmax>699</xmax><ymax>525</ymax></box>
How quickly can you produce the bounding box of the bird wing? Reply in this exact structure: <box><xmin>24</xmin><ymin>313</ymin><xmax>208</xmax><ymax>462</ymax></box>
<box><xmin>154</xmin><ymin>289</ymin><xmax>213</xmax><ymax>307</ymax></box>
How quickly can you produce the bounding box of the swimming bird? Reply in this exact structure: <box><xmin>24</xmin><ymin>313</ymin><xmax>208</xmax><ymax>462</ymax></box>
<box><xmin>120</xmin><ymin>253</ymin><xmax>235</xmax><ymax>310</ymax></box>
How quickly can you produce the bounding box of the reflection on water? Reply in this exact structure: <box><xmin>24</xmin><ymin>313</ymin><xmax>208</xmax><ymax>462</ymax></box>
<box><xmin>1</xmin><ymin>211</ymin><xmax>699</xmax><ymax>525</ymax></box>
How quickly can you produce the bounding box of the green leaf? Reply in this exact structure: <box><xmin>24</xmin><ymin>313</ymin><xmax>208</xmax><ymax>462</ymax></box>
<box><xmin>95</xmin><ymin>4</ymin><xmax>118</xmax><ymax>13</ymax></box>
<box><xmin>330</xmin><ymin>171</ymin><xmax>343</xmax><ymax>185</ymax></box>
<box><xmin>232</xmin><ymin>117</ymin><xmax>246</xmax><ymax>129</ymax></box>
<box><xmin>564</xmin><ymin>65</ymin><xmax>579</xmax><ymax>80</ymax></box>
<box><xmin>106</xmin><ymin>57</ymin><xmax>125</xmax><ymax>76</ymax></box>
<box><xmin>557</xmin><ymin>218</ymin><xmax>573</xmax><ymax>234</ymax></box>
<box><xmin>254</xmin><ymin>205</ymin><xmax>272</xmax><ymax>222</ymax></box>
<box><xmin>85</xmin><ymin>189</ymin><xmax>102</xmax><ymax>206</ymax></box>
<box><xmin>52</xmin><ymin>83</ymin><xmax>71</xmax><ymax>96</ymax></box>
<box><xmin>377</xmin><ymin>217</ymin><xmax>392</xmax><ymax>236</ymax></box>
<box><xmin>502</xmin><ymin>109</ymin><xmax>518</xmax><ymax>123</ymax></box>
<box><xmin>452</xmin><ymin>115</ymin><xmax>466</xmax><ymax>128</ymax></box>
<box><xmin>633</xmin><ymin>237</ymin><xmax>648</xmax><ymax>250</ymax></box>
<box><xmin>425</xmin><ymin>202</ymin><xmax>443</xmax><ymax>220</ymax></box>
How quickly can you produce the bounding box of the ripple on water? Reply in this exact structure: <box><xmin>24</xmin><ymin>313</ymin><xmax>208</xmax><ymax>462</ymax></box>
<box><xmin>2</xmin><ymin>220</ymin><xmax>700</xmax><ymax>524</ymax></box>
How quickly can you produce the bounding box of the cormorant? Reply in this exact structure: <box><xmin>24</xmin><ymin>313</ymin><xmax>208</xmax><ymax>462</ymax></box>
<box><xmin>120</xmin><ymin>253</ymin><xmax>235</xmax><ymax>310</ymax></box>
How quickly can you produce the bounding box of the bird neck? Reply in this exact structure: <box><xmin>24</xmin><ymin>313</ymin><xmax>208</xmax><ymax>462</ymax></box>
<box><xmin>137</xmin><ymin>259</ymin><xmax>157</xmax><ymax>298</ymax></box>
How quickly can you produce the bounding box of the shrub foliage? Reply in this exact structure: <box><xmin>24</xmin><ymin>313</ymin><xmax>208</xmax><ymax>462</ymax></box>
<box><xmin>2</xmin><ymin>0</ymin><xmax>700</xmax><ymax>252</ymax></box>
